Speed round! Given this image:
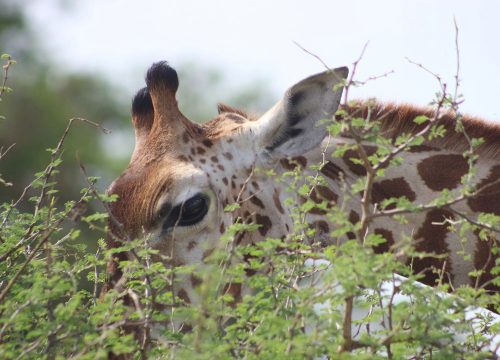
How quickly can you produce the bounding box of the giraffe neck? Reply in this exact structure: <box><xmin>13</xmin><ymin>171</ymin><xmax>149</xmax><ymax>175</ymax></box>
<box><xmin>274</xmin><ymin>134</ymin><xmax>499</xmax><ymax>290</ymax></box>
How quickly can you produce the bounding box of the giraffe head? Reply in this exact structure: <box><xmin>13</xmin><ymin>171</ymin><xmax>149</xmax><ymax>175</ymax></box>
<box><xmin>107</xmin><ymin>62</ymin><xmax>347</xmax><ymax>296</ymax></box>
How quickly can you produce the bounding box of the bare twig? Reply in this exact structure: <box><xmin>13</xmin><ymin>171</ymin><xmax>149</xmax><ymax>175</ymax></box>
<box><xmin>354</xmin><ymin>70</ymin><xmax>395</xmax><ymax>86</ymax></box>
<box><xmin>453</xmin><ymin>18</ymin><xmax>461</xmax><ymax>105</ymax></box>
<box><xmin>293</xmin><ymin>41</ymin><xmax>330</xmax><ymax>70</ymax></box>
<box><xmin>0</xmin><ymin>143</ymin><xmax>15</xmax><ymax>160</ymax></box>
<box><xmin>0</xmin><ymin>54</ymin><xmax>15</xmax><ymax>100</ymax></box>
<box><xmin>343</xmin><ymin>41</ymin><xmax>369</xmax><ymax>105</ymax></box>
<box><xmin>405</xmin><ymin>57</ymin><xmax>444</xmax><ymax>87</ymax></box>
<box><xmin>0</xmin><ymin>118</ymin><xmax>109</xmax><ymax>306</ymax></box>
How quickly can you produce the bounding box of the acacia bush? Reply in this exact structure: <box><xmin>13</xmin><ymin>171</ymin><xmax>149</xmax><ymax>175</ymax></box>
<box><xmin>0</xmin><ymin>51</ymin><xmax>499</xmax><ymax>359</ymax></box>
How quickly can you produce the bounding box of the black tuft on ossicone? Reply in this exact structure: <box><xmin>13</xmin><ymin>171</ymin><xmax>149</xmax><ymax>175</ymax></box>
<box><xmin>132</xmin><ymin>87</ymin><xmax>153</xmax><ymax>116</ymax></box>
<box><xmin>145</xmin><ymin>61</ymin><xmax>179</xmax><ymax>93</ymax></box>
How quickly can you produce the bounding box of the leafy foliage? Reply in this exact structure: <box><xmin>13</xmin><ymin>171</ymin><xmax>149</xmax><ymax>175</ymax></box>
<box><xmin>1</xmin><ymin>71</ymin><xmax>499</xmax><ymax>359</ymax></box>
<box><xmin>0</xmin><ymin>7</ymin><xmax>498</xmax><ymax>357</ymax></box>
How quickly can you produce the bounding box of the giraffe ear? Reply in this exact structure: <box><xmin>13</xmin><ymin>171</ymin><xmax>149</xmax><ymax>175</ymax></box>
<box><xmin>217</xmin><ymin>102</ymin><xmax>248</xmax><ymax>117</ymax></box>
<box><xmin>254</xmin><ymin>66</ymin><xmax>348</xmax><ymax>160</ymax></box>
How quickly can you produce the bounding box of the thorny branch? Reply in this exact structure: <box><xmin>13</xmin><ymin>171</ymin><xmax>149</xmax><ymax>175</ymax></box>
<box><xmin>0</xmin><ymin>118</ymin><xmax>109</xmax><ymax>306</ymax></box>
<box><xmin>338</xmin><ymin>42</ymin><xmax>371</xmax><ymax>352</ymax></box>
<box><xmin>1</xmin><ymin>118</ymin><xmax>109</xmax><ymax>227</ymax></box>
<box><xmin>0</xmin><ymin>55</ymin><xmax>16</xmax><ymax>188</ymax></box>
<box><xmin>368</xmin><ymin>24</ymin><xmax>500</xmax><ymax>237</ymax></box>
<box><xmin>0</xmin><ymin>118</ymin><xmax>109</xmax><ymax>259</ymax></box>
<box><xmin>330</xmin><ymin>21</ymin><xmax>498</xmax><ymax>352</ymax></box>
<box><xmin>343</xmin><ymin>41</ymin><xmax>369</xmax><ymax>105</ymax></box>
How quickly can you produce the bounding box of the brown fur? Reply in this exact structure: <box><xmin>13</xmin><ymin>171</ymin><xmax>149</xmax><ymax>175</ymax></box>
<box><xmin>468</xmin><ymin>165</ymin><xmax>500</xmax><ymax>215</ymax></box>
<box><xmin>373</xmin><ymin>228</ymin><xmax>395</xmax><ymax>254</ymax></box>
<box><xmin>411</xmin><ymin>209</ymin><xmax>454</xmax><ymax>285</ymax></box>
<box><xmin>345</xmin><ymin>101</ymin><xmax>500</xmax><ymax>159</ymax></box>
<box><xmin>417</xmin><ymin>154</ymin><xmax>469</xmax><ymax>191</ymax></box>
<box><xmin>372</xmin><ymin>177</ymin><xmax>416</xmax><ymax>210</ymax></box>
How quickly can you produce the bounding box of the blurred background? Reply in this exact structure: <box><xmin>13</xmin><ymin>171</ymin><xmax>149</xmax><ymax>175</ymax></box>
<box><xmin>1</xmin><ymin>0</ymin><xmax>499</xmax><ymax>233</ymax></box>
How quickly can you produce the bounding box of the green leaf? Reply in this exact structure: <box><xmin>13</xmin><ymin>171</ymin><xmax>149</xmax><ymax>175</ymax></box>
<box><xmin>224</xmin><ymin>203</ymin><xmax>240</xmax><ymax>212</ymax></box>
<box><xmin>413</xmin><ymin>115</ymin><xmax>429</xmax><ymax>125</ymax></box>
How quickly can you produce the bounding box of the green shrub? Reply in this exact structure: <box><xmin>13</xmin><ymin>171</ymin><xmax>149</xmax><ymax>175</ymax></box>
<box><xmin>0</xmin><ymin>51</ymin><xmax>498</xmax><ymax>359</ymax></box>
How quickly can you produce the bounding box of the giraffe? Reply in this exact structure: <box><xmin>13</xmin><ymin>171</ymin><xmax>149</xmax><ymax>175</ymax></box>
<box><xmin>105</xmin><ymin>61</ymin><xmax>499</xmax><ymax>315</ymax></box>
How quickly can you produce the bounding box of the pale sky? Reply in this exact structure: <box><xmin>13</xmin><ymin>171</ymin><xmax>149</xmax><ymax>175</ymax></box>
<box><xmin>25</xmin><ymin>0</ymin><xmax>500</xmax><ymax>120</ymax></box>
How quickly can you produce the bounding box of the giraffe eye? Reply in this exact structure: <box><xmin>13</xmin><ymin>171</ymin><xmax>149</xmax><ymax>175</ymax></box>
<box><xmin>163</xmin><ymin>193</ymin><xmax>209</xmax><ymax>230</ymax></box>
<box><xmin>179</xmin><ymin>194</ymin><xmax>209</xmax><ymax>226</ymax></box>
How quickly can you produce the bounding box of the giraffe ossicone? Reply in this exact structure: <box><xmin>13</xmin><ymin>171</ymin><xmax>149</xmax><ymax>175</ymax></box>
<box><xmin>106</xmin><ymin>61</ymin><xmax>499</xmax><ymax>308</ymax></box>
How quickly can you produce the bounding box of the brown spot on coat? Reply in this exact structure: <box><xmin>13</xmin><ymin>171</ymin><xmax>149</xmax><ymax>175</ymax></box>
<box><xmin>342</xmin><ymin>146</ymin><xmax>378</xmax><ymax>176</ymax></box>
<box><xmin>373</xmin><ymin>228</ymin><xmax>395</xmax><ymax>254</ymax></box>
<box><xmin>280</xmin><ymin>156</ymin><xmax>307</xmax><ymax>171</ymax></box>
<box><xmin>251</xmin><ymin>181</ymin><xmax>260</xmax><ymax>191</ymax></box>
<box><xmin>202</xmin><ymin>139</ymin><xmax>213</xmax><ymax>148</ymax></box>
<box><xmin>182</xmin><ymin>132</ymin><xmax>190</xmax><ymax>144</ymax></box>
<box><xmin>471</xmin><ymin>233</ymin><xmax>499</xmax><ymax>293</ymax></box>
<box><xmin>223</xmin><ymin>282</ymin><xmax>242</xmax><ymax>305</ymax></box>
<box><xmin>202</xmin><ymin>248</ymin><xmax>214</xmax><ymax>261</ymax></box>
<box><xmin>273</xmin><ymin>190</ymin><xmax>285</xmax><ymax>214</ymax></box>
<box><xmin>303</xmin><ymin>191</ymin><xmax>326</xmax><ymax>215</ymax></box>
<box><xmin>187</xmin><ymin>241</ymin><xmax>197</xmax><ymax>251</ymax></box>
<box><xmin>320</xmin><ymin>161</ymin><xmax>344</xmax><ymax>181</ymax></box>
<box><xmin>170</xmin><ymin>259</ymin><xmax>186</xmax><ymax>267</ymax></box>
<box><xmin>210</xmin><ymin>156</ymin><xmax>219</xmax><ymax>163</ymax></box>
<box><xmin>178</xmin><ymin>155</ymin><xmax>189</xmax><ymax>162</ymax></box>
<box><xmin>312</xmin><ymin>220</ymin><xmax>331</xmax><ymax>247</ymax></box>
<box><xmin>411</xmin><ymin>209</ymin><xmax>454</xmax><ymax>286</ymax></box>
<box><xmin>316</xmin><ymin>185</ymin><xmax>338</xmax><ymax>204</ymax></box>
<box><xmin>255</xmin><ymin>214</ymin><xmax>272</xmax><ymax>237</ymax></box>
<box><xmin>223</xmin><ymin>152</ymin><xmax>233</xmax><ymax>160</ymax></box>
<box><xmin>309</xmin><ymin>208</ymin><xmax>327</xmax><ymax>215</ymax></box>
<box><xmin>177</xmin><ymin>289</ymin><xmax>191</xmax><ymax>304</ymax></box>
<box><xmin>243</xmin><ymin>253</ymin><xmax>257</xmax><ymax>276</ymax></box>
<box><xmin>220</xmin><ymin>222</ymin><xmax>226</xmax><ymax>233</ymax></box>
<box><xmin>347</xmin><ymin>210</ymin><xmax>360</xmax><ymax>240</ymax></box>
<box><xmin>314</xmin><ymin>220</ymin><xmax>330</xmax><ymax>234</ymax></box>
<box><xmin>417</xmin><ymin>154</ymin><xmax>468</xmax><ymax>191</ymax></box>
<box><xmin>298</xmin><ymin>186</ymin><xmax>335</xmax><ymax>215</ymax></box>
<box><xmin>468</xmin><ymin>165</ymin><xmax>500</xmax><ymax>215</ymax></box>
<box><xmin>372</xmin><ymin>177</ymin><xmax>416</xmax><ymax>210</ymax></box>
<box><xmin>217</xmin><ymin>164</ymin><xmax>225</xmax><ymax>171</ymax></box>
<box><xmin>293</xmin><ymin>156</ymin><xmax>307</xmax><ymax>168</ymax></box>
<box><xmin>280</xmin><ymin>158</ymin><xmax>296</xmax><ymax>170</ymax></box>
<box><xmin>196</xmin><ymin>147</ymin><xmax>206</xmax><ymax>155</ymax></box>
<box><xmin>191</xmin><ymin>274</ymin><xmax>202</xmax><ymax>288</ymax></box>
<box><xmin>235</xmin><ymin>232</ymin><xmax>246</xmax><ymax>246</ymax></box>
<box><xmin>250</xmin><ymin>195</ymin><xmax>265</xmax><ymax>209</ymax></box>
<box><xmin>222</xmin><ymin>177</ymin><xmax>228</xmax><ymax>186</ymax></box>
